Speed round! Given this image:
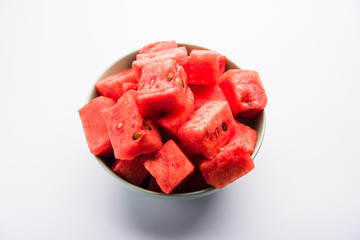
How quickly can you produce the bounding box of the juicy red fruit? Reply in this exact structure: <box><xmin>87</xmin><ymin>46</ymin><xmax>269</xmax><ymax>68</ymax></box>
<box><xmin>105</xmin><ymin>90</ymin><xmax>162</xmax><ymax>160</ymax></box>
<box><xmin>139</xmin><ymin>40</ymin><xmax>178</xmax><ymax>54</ymax></box>
<box><xmin>122</xmin><ymin>82</ymin><xmax>138</xmax><ymax>94</ymax></box>
<box><xmin>112</xmin><ymin>154</ymin><xmax>152</xmax><ymax>186</ymax></box>
<box><xmin>219</xmin><ymin>69</ymin><xmax>267</xmax><ymax>118</ymax></box>
<box><xmin>95</xmin><ymin>68</ymin><xmax>137</xmax><ymax>100</ymax></box>
<box><xmin>144</xmin><ymin>140</ymin><xmax>195</xmax><ymax>194</ymax></box>
<box><xmin>78</xmin><ymin>96</ymin><xmax>116</xmax><ymax>157</ymax></box>
<box><xmin>197</xmin><ymin>143</ymin><xmax>254</xmax><ymax>189</ymax></box>
<box><xmin>178</xmin><ymin>101</ymin><xmax>236</xmax><ymax>159</ymax></box>
<box><xmin>190</xmin><ymin>83</ymin><xmax>226</xmax><ymax>111</ymax></box>
<box><xmin>231</xmin><ymin>122</ymin><xmax>258</xmax><ymax>155</ymax></box>
<box><xmin>133</xmin><ymin>47</ymin><xmax>189</xmax><ymax>80</ymax></box>
<box><xmin>186</xmin><ymin>49</ymin><xmax>220</xmax><ymax>85</ymax></box>
<box><xmin>79</xmin><ymin>41</ymin><xmax>266</xmax><ymax>194</ymax></box>
<box><xmin>136</xmin><ymin>59</ymin><xmax>188</xmax><ymax>117</ymax></box>
<box><xmin>155</xmin><ymin>87</ymin><xmax>194</xmax><ymax>139</ymax></box>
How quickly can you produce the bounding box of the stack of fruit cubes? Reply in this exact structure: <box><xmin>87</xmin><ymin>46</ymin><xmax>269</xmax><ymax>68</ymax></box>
<box><xmin>79</xmin><ymin>41</ymin><xmax>267</xmax><ymax>194</ymax></box>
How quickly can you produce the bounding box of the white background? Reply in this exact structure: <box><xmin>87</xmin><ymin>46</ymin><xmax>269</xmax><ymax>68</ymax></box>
<box><xmin>1</xmin><ymin>0</ymin><xmax>360</xmax><ymax>239</ymax></box>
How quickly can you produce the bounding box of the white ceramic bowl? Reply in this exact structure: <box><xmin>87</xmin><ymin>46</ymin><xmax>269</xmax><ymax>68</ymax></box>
<box><xmin>86</xmin><ymin>43</ymin><xmax>266</xmax><ymax>200</ymax></box>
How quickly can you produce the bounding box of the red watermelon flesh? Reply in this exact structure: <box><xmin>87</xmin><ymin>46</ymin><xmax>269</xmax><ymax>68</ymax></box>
<box><xmin>186</xmin><ymin>49</ymin><xmax>220</xmax><ymax>85</ymax></box>
<box><xmin>133</xmin><ymin>47</ymin><xmax>189</xmax><ymax>80</ymax></box>
<box><xmin>136</xmin><ymin>46</ymin><xmax>188</xmax><ymax>62</ymax></box>
<box><xmin>105</xmin><ymin>90</ymin><xmax>162</xmax><ymax>160</ymax></box>
<box><xmin>79</xmin><ymin>96</ymin><xmax>116</xmax><ymax>157</ymax></box>
<box><xmin>219</xmin><ymin>55</ymin><xmax>226</xmax><ymax>75</ymax></box>
<box><xmin>148</xmin><ymin>175</ymin><xmax>163</xmax><ymax>193</ymax></box>
<box><xmin>122</xmin><ymin>82</ymin><xmax>138</xmax><ymax>94</ymax></box>
<box><xmin>144</xmin><ymin>140</ymin><xmax>195</xmax><ymax>194</ymax></box>
<box><xmin>136</xmin><ymin>59</ymin><xmax>188</xmax><ymax>117</ymax></box>
<box><xmin>197</xmin><ymin>143</ymin><xmax>254</xmax><ymax>189</ymax></box>
<box><xmin>190</xmin><ymin>83</ymin><xmax>226</xmax><ymax>111</ymax></box>
<box><xmin>232</xmin><ymin>122</ymin><xmax>258</xmax><ymax>155</ymax></box>
<box><xmin>95</xmin><ymin>68</ymin><xmax>137</xmax><ymax>100</ymax></box>
<box><xmin>218</xmin><ymin>69</ymin><xmax>267</xmax><ymax>118</ymax></box>
<box><xmin>112</xmin><ymin>154</ymin><xmax>153</xmax><ymax>186</ymax></box>
<box><xmin>155</xmin><ymin>87</ymin><xmax>194</xmax><ymax>139</ymax></box>
<box><xmin>176</xmin><ymin>161</ymin><xmax>212</xmax><ymax>193</ymax></box>
<box><xmin>178</xmin><ymin>101</ymin><xmax>236</xmax><ymax>159</ymax></box>
<box><xmin>139</xmin><ymin>40</ymin><xmax>178</xmax><ymax>54</ymax></box>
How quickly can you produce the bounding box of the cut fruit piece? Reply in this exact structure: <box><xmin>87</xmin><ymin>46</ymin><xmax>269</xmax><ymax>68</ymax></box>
<box><xmin>178</xmin><ymin>101</ymin><xmax>236</xmax><ymax>158</ymax></box>
<box><xmin>105</xmin><ymin>90</ymin><xmax>162</xmax><ymax>160</ymax></box>
<box><xmin>79</xmin><ymin>96</ymin><xmax>116</xmax><ymax>157</ymax></box>
<box><xmin>95</xmin><ymin>68</ymin><xmax>137</xmax><ymax>100</ymax></box>
<box><xmin>139</xmin><ymin>40</ymin><xmax>178</xmax><ymax>54</ymax></box>
<box><xmin>144</xmin><ymin>140</ymin><xmax>195</xmax><ymax>194</ymax></box>
<box><xmin>136</xmin><ymin>46</ymin><xmax>187</xmax><ymax>61</ymax></box>
<box><xmin>231</xmin><ymin>122</ymin><xmax>258</xmax><ymax>155</ymax></box>
<box><xmin>133</xmin><ymin>47</ymin><xmax>188</xmax><ymax>79</ymax></box>
<box><xmin>218</xmin><ymin>69</ymin><xmax>267</xmax><ymax>118</ymax></box>
<box><xmin>155</xmin><ymin>87</ymin><xmax>194</xmax><ymax>139</ymax></box>
<box><xmin>186</xmin><ymin>49</ymin><xmax>220</xmax><ymax>85</ymax></box>
<box><xmin>190</xmin><ymin>83</ymin><xmax>226</xmax><ymax>111</ymax></box>
<box><xmin>112</xmin><ymin>154</ymin><xmax>152</xmax><ymax>186</ymax></box>
<box><xmin>197</xmin><ymin>143</ymin><xmax>254</xmax><ymax>189</ymax></box>
<box><xmin>136</xmin><ymin>59</ymin><xmax>188</xmax><ymax>117</ymax></box>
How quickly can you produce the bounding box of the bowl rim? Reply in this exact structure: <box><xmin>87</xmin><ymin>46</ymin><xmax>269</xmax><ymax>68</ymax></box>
<box><xmin>85</xmin><ymin>43</ymin><xmax>266</xmax><ymax>200</ymax></box>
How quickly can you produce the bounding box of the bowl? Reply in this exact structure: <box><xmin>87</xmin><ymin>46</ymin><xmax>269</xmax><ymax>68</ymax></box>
<box><xmin>86</xmin><ymin>43</ymin><xmax>266</xmax><ymax>200</ymax></box>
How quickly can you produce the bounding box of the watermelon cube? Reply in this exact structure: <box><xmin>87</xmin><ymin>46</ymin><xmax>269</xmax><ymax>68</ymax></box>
<box><xmin>133</xmin><ymin>47</ymin><xmax>189</xmax><ymax>79</ymax></box>
<box><xmin>136</xmin><ymin>59</ymin><xmax>188</xmax><ymax>117</ymax></box>
<box><xmin>197</xmin><ymin>143</ymin><xmax>255</xmax><ymax>189</ymax></box>
<box><xmin>136</xmin><ymin>46</ymin><xmax>188</xmax><ymax>62</ymax></box>
<box><xmin>186</xmin><ymin>49</ymin><xmax>220</xmax><ymax>85</ymax></box>
<box><xmin>232</xmin><ymin>122</ymin><xmax>258</xmax><ymax>155</ymax></box>
<box><xmin>218</xmin><ymin>69</ymin><xmax>268</xmax><ymax>118</ymax></box>
<box><xmin>155</xmin><ymin>87</ymin><xmax>194</xmax><ymax>139</ymax></box>
<box><xmin>95</xmin><ymin>68</ymin><xmax>137</xmax><ymax>100</ymax></box>
<box><xmin>190</xmin><ymin>83</ymin><xmax>227</xmax><ymax>111</ymax></box>
<box><xmin>105</xmin><ymin>90</ymin><xmax>162</xmax><ymax>160</ymax></box>
<box><xmin>112</xmin><ymin>154</ymin><xmax>152</xmax><ymax>186</ymax></box>
<box><xmin>144</xmin><ymin>140</ymin><xmax>195</xmax><ymax>194</ymax></box>
<box><xmin>78</xmin><ymin>96</ymin><xmax>116</xmax><ymax>157</ymax></box>
<box><xmin>178</xmin><ymin>101</ymin><xmax>236</xmax><ymax>158</ymax></box>
<box><xmin>139</xmin><ymin>40</ymin><xmax>178</xmax><ymax>54</ymax></box>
